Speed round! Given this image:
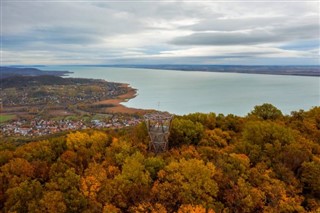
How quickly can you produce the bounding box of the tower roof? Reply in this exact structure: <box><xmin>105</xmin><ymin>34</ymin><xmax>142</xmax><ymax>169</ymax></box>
<box><xmin>144</xmin><ymin>112</ymin><xmax>173</xmax><ymax>121</ymax></box>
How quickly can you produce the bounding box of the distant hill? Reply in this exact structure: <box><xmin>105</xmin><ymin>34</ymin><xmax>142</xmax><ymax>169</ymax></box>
<box><xmin>92</xmin><ymin>64</ymin><xmax>320</xmax><ymax>77</ymax></box>
<box><xmin>0</xmin><ymin>67</ymin><xmax>72</xmax><ymax>79</ymax></box>
<box><xmin>0</xmin><ymin>75</ymin><xmax>103</xmax><ymax>89</ymax></box>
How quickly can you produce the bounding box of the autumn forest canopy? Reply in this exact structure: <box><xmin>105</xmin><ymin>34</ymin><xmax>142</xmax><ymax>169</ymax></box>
<box><xmin>0</xmin><ymin>104</ymin><xmax>320</xmax><ymax>212</ymax></box>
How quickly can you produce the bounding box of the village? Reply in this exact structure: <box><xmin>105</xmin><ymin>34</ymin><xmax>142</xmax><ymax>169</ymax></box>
<box><xmin>0</xmin><ymin>116</ymin><xmax>143</xmax><ymax>137</ymax></box>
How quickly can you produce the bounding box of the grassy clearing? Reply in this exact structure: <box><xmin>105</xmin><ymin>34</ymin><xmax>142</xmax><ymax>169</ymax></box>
<box><xmin>0</xmin><ymin>114</ymin><xmax>16</xmax><ymax>123</ymax></box>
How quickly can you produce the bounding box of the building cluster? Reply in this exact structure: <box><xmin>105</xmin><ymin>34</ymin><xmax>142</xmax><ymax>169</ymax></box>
<box><xmin>1</xmin><ymin>117</ymin><xmax>142</xmax><ymax>137</ymax></box>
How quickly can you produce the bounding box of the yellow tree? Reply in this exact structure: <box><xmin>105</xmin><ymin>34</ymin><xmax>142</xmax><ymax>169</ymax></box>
<box><xmin>128</xmin><ymin>202</ymin><xmax>167</xmax><ymax>213</ymax></box>
<box><xmin>66</xmin><ymin>131</ymin><xmax>91</xmax><ymax>151</ymax></box>
<box><xmin>113</xmin><ymin>152</ymin><xmax>151</xmax><ymax>209</ymax></box>
<box><xmin>1</xmin><ymin>158</ymin><xmax>34</xmax><ymax>187</ymax></box>
<box><xmin>152</xmin><ymin>158</ymin><xmax>218</xmax><ymax>211</ymax></box>
<box><xmin>38</xmin><ymin>191</ymin><xmax>67</xmax><ymax>213</ymax></box>
<box><xmin>178</xmin><ymin>204</ymin><xmax>215</xmax><ymax>213</ymax></box>
<box><xmin>102</xmin><ymin>203</ymin><xmax>121</xmax><ymax>213</ymax></box>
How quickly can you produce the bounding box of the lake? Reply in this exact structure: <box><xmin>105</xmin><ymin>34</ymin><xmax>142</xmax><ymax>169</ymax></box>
<box><xmin>43</xmin><ymin>66</ymin><xmax>319</xmax><ymax>116</ymax></box>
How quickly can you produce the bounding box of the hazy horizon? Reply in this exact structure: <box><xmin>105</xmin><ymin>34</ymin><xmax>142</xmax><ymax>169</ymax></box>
<box><xmin>3</xmin><ymin>64</ymin><xmax>320</xmax><ymax>67</ymax></box>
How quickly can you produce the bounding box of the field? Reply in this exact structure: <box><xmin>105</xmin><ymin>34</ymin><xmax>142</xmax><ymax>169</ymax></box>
<box><xmin>0</xmin><ymin>114</ymin><xmax>15</xmax><ymax>123</ymax></box>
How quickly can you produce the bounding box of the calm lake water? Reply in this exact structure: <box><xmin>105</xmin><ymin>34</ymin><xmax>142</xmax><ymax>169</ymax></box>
<box><xmin>43</xmin><ymin>66</ymin><xmax>319</xmax><ymax>116</ymax></box>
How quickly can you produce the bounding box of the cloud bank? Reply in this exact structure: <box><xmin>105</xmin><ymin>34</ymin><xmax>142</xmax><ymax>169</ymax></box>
<box><xmin>2</xmin><ymin>1</ymin><xmax>319</xmax><ymax>65</ymax></box>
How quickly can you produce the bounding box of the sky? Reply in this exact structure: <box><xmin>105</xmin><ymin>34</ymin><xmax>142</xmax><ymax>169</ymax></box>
<box><xmin>1</xmin><ymin>0</ymin><xmax>320</xmax><ymax>65</ymax></box>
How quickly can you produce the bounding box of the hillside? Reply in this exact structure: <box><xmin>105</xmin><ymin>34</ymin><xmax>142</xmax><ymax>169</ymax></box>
<box><xmin>1</xmin><ymin>75</ymin><xmax>106</xmax><ymax>89</ymax></box>
<box><xmin>0</xmin><ymin>67</ymin><xmax>72</xmax><ymax>79</ymax></box>
<box><xmin>0</xmin><ymin>104</ymin><xmax>319</xmax><ymax>212</ymax></box>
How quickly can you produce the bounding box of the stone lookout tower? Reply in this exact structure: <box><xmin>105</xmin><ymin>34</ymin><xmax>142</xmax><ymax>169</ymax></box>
<box><xmin>144</xmin><ymin>112</ymin><xmax>173</xmax><ymax>153</ymax></box>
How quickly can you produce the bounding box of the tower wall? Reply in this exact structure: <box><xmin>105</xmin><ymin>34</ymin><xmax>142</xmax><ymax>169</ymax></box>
<box><xmin>144</xmin><ymin>112</ymin><xmax>173</xmax><ymax>153</ymax></box>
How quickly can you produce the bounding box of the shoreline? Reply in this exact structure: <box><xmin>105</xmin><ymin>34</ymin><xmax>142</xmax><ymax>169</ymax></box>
<box><xmin>89</xmin><ymin>65</ymin><xmax>320</xmax><ymax>77</ymax></box>
<box><xmin>94</xmin><ymin>84</ymin><xmax>150</xmax><ymax>114</ymax></box>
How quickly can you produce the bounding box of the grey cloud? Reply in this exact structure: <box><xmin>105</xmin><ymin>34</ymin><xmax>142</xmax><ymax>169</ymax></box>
<box><xmin>93</xmin><ymin>1</ymin><xmax>214</xmax><ymax>20</ymax></box>
<box><xmin>171</xmin><ymin>24</ymin><xmax>319</xmax><ymax>46</ymax></box>
<box><xmin>171</xmin><ymin>31</ymin><xmax>277</xmax><ymax>46</ymax></box>
<box><xmin>3</xmin><ymin>1</ymin><xmax>145</xmax><ymax>36</ymax></box>
<box><xmin>2</xmin><ymin>26</ymin><xmax>104</xmax><ymax>51</ymax></box>
<box><xmin>184</xmin><ymin>17</ymin><xmax>284</xmax><ymax>32</ymax></box>
<box><xmin>2</xmin><ymin>1</ymin><xmax>319</xmax><ymax>65</ymax></box>
<box><xmin>281</xmin><ymin>24</ymin><xmax>319</xmax><ymax>39</ymax></box>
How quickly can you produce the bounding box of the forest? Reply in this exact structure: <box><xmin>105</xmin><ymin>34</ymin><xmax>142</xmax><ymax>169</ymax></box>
<box><xmin>0</xmin><ymin>104</ymin><xmax>319</xmax><ymax>213</ymax></box>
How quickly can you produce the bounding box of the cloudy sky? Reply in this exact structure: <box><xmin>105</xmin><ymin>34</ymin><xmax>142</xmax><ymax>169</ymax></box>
<box><xmin>2</xmin><ymin>0</ymin><xmax>319</xmax><ymax>65</ymax></box>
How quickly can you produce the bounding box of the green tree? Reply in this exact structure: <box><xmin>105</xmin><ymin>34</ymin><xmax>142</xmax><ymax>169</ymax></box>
<box><xmin>301</xmin><ymin>161</ymin><xmax>320</xmax><ymax>196</ymax></box>
<box><xmin>182</xmin><ymin>112</ymin><xmax>216</xmax><ymax>129</ymax></box>
<box><xmin>5</xmin><ymin>180</ymin><xmax>42</xmax><ymax>213</ymax></box>
<box><xmin>47</xmin><ymin>163</ymin><xmax>87</xmax><ymax>212</ymax></box>
<box><xmin>238</xmin><ymin>121</ymin><xmax>295</xmax><ymax>165</ymax></box>
<box><xmin>216</xmin><ymin>114</ymin><xmax>243</xmax><ymax>132</ymax></box>
<box><xmin>106</xmin><ymin>137</ymin><xmax>138</xmax><ymax>166</ymax></box>
<box><xmin>145</xmin><ymin>156</ymin><xmax>165</xmax><ymax>180</ymax></box>
<box><xmin>113</xmin><ymin>152</ymin><xmax>151</xmax><ymax>209</ymax></box>
<box><xmin>169</xmin><ymin>118</ymin><xmax>204</xmax><ymax>147</ymax></box>
<box><xmin>248</xmin><ymin>103</ymin><xmax>283</xmax><ymax>120</ymax></box>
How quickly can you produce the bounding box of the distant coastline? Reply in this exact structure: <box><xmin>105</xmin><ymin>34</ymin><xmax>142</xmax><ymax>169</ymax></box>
<box><xmin>79</xmin><ymin>64</ymin><xmax>320</xmax><ymax>77</ymax></box>
<box><xmin>3</xmin><ymin>65</ymin><xmax>320</xmax><ymax>77</ymax></box>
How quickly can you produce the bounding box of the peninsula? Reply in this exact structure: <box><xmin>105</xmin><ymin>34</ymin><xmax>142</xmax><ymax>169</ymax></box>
<box><xmin>0</xmin><ymin>68</ymin><xmax>146</xmax><ymax>139</ymax></box>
